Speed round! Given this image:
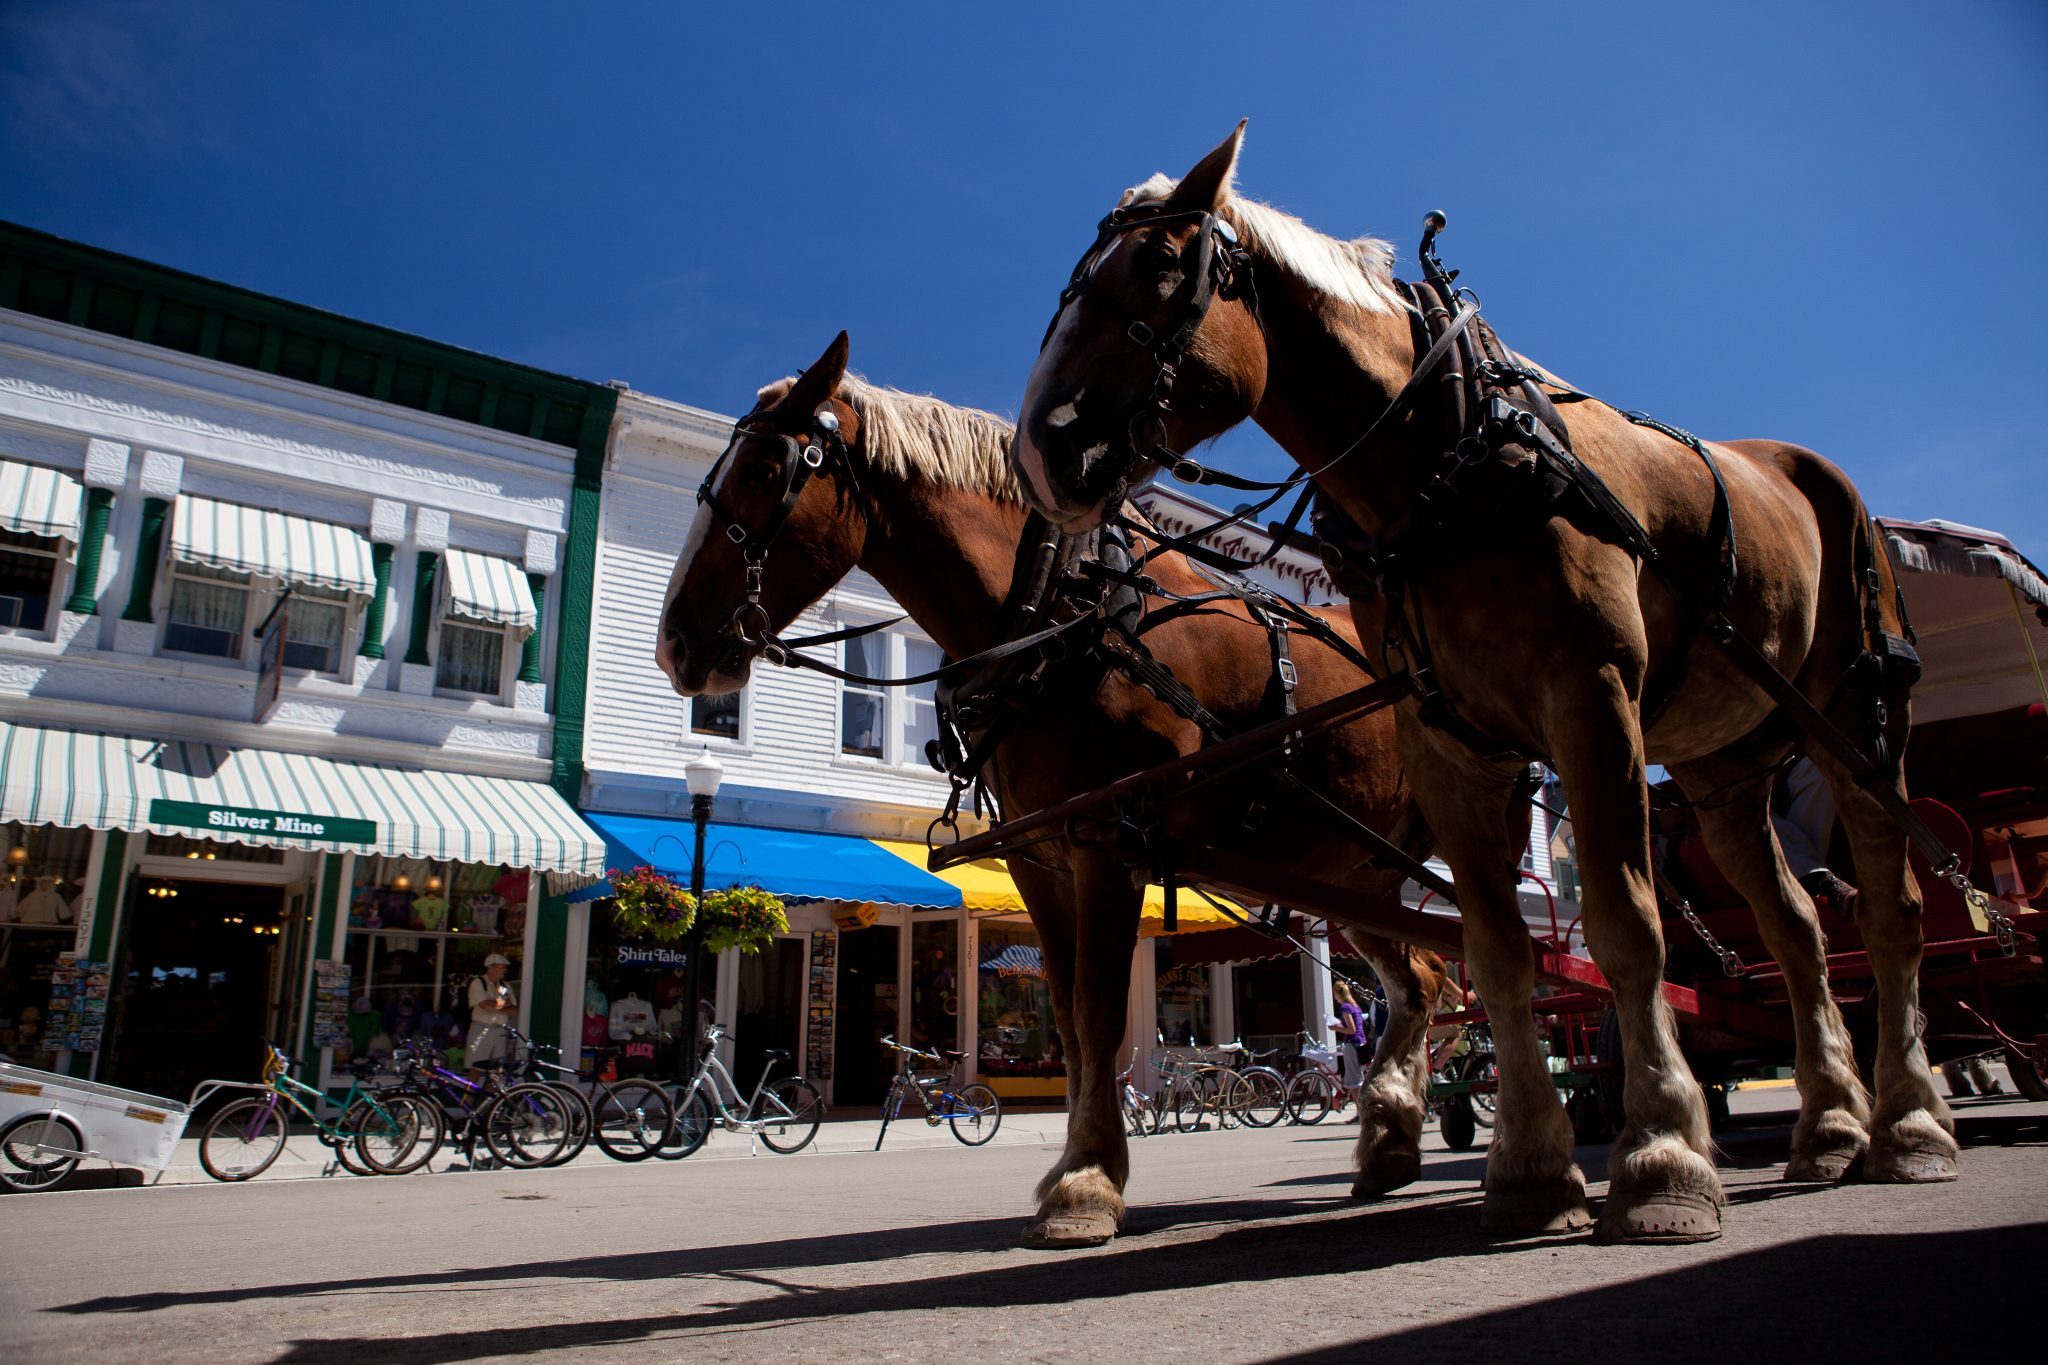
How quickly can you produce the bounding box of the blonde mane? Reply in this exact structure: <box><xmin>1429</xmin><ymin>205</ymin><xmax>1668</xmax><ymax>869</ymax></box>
<box><xmin>754</xmin><ymin>374</ymin><xmax>1024</xmax><ymax>503</ymax></box>
<box><xmin>1124</xmin><ymin>172</ymin><xmax>1406</xmax><ymax>316</ymax></box>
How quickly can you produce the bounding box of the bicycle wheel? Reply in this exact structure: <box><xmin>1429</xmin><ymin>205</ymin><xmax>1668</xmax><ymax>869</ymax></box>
<box><xmin>545</xmin><ymin>1083</ymin><xmax>594</xmax><ymax>1166</ymax></box>
<box><xmin>0</xmin><ymin>1113</ymin><xmax>84</xmax><ymax>1192</ymax></box>
<box><xmin>592</xmin><ymin>1080</ymin><xmax>673</xmax><ymax>1162</ymax></box>
<box><xmin>946</xmin><ymin>1083</ymin><xmax>1002</xmax><ymax>1146</ymax></box>
<box><xmin>1122</xmin><ymin>1090</ymin><xmax>1149</xmax><ymax>1138</ymax></box>
<box><xmin>1237</xmin><ymin>1067</ymin><xmax>1288</xmax><ymax>1128</ymax></box>
<box><xmin>1286</xmin><ymin>1069</ymin><xmax>1336</xmax><ymax>1125</ymax></box>
<box><xmin>200</xmin><ymin>1096</ymin><xmax>290</xmax><ymax>1181</ymax></box>
<box><xmin>1173</xmin><ymin>1075</ymin><xmax>1217</xmax><ymax>1133</ymax></box>
<box><xmin>1217</xmin><ymin>1071</ymin><xmax>1254</xmax><ymax>1128</ymax></box>
<box><xmin>482</xmin><ymin>1083</ymin><xmax>571</xmax><ymax>1168</ymax></box>
<box><xmin>751</xmin><ymin>1077</ymin><xmax>823</xmax><ymax>1153</ymax></box>
<box><xmin>331</xmin><ymin>1101</ymin><xmax>385</xmax><ymax>1176</ymax></box>
<box><xmin>657</xmin><ymin>1087</ymin><xmax>714</xmax><ymax>1160</ymax></box>
<box><xmin>356</xmin><ymin>1093</ymin><xmax>445</xmax><ymax>1175</ymax></box>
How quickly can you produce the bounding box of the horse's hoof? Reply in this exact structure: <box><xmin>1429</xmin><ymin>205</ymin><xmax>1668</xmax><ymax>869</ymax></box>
<box><xmin>1352</xmin><ymin>1150</ymin><xmax>1422</xmax><ymax>1199</ymax></box>
<box><xmin>1860</xmin><ymin>1143</ymin><xmax>1959</xmax><ymax>1184</ymax></box>
<box><xmin>1594</xmin><ymin>1190</ymin><xmax>1723</xmax><ymax>1244</ymax></box>
<box><xmin>1784</xmin><ymin>1144</ymin><xmax>1863</xmax><ymax>1183</ymax></box>
<box><xmin>1478</xmin><ymin>1182</ymin><xmax>1593</xmax><ymax>1236</ymax></box>
<box><xmin>1021</xmin><ymin>1214</ymin><xmax>1117</xmax><ymax>1249</ymax></box>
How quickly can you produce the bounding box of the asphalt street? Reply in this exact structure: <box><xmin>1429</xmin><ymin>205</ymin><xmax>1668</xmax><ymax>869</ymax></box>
<box><xmin>4</xmin><ymin>1082</ymin><xmax>2044</xmax><ymax>1363</ymax></box>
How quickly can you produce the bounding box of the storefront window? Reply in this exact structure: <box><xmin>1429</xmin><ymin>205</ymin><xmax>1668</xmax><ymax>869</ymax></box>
<box><xmin>0</xmin><ymin>526</ymin><xmax>63</xmax><ymax>633</ymax></box>
<box><xmin>1155</xmin><ymin>938</ymin><xmax>1212</xmax><ymax>1047</ymax></box>
<box><xmin>977</xmin><ymin>920</ymin><xmax>1061</xmax><ymax>1080</ymax></box>
<box><xmin>578</xmin><ymin>901</ymin><xmax>691</xmax><ymax>1080</ymax></box>
<box><xmin>0</xmin><ymin>822</ymin><xmax>93</xmax><ymax>1057</ymax></box>
<box><xmin>338</xmin><ymin>856</ymin><xmax>530</xmax><ymax>1066</ymax></box>
<box><xmin>909</xmin><ymin>918</ymin><xmax>959</xmax><ymax>1054</ymax></box>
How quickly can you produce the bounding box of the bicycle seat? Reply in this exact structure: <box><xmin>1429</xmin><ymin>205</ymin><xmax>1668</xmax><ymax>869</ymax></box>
<box><xmin>762</xmin><ymin>1048</ymin><xmax>791</xmax><ymax>1063</ymax></box>
<box><xmin>939</xmin><ymin>1049</ymin><xmax>965</xmax><ymax>1061</ymax></box>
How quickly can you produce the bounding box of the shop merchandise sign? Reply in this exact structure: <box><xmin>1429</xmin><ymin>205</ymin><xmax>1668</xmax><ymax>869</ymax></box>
<box><xmin>310</xmin><ymin>960</ymin><xmax>351</xmax><ymax>1049</ymax></box>
<box><xmin>253</xmin><ymin>598</ymin><xmax>289</xmax><ymax>724</ymax></box>
<box><xmin>616</xmin><ymin>943</ymin><xmax>689</xmax><ymax>969</ymax></box>
<box><xmin>149</xmin><ymin>799</ymin><xmax>376</xmax><ymax>845</ymax></box>
<box><xmin>44</xmin><ymin>954</ymin><xmax>110</xmax><ymax>1054</ymax></box>
<box><xmin>830</xmin><ymin>901</ymin><xmax>881</xmax><ymax>931</ymax></box>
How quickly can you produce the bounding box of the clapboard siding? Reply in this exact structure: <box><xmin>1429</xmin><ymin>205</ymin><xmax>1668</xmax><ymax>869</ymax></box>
<box><xmin>584</xmin><ymin>394</ymin><xmax>954</xmax><ymax>833</ymax></box>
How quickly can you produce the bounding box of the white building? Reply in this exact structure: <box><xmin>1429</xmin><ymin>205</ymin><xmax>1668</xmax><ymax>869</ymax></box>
<box><xmin>0</xmin><ymin>223</ymin><xmax>611</xmax><ymax>1101</ymax></box>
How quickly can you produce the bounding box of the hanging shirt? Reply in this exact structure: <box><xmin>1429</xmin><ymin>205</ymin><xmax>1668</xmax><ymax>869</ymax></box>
<box><xmin>620</xmin><ymin>1034</ymin><xmax>659</xmax><ymax>1075</ymax></box>
<box><xmin>409</xmin><ymin>896</ymin><xmax>450</xmax><ymax>931</ymax></box>
<box><xmin>608</xmin><ymin>995</ymin><xmax>654</xmax><ymax>1040</ymax></box>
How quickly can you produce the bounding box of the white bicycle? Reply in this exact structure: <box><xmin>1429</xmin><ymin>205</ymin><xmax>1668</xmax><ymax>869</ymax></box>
<box><xmin>657</xmin><ymin>1025</ymin><xmax>824</xmax><ymax>1158</ymax></box>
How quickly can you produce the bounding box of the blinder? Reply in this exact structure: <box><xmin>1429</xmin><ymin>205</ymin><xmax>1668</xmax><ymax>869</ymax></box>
<box><xmin>1036</xmin><ymin>203</ymin><xmax>1256</xmax><ymax>475</ymax></box>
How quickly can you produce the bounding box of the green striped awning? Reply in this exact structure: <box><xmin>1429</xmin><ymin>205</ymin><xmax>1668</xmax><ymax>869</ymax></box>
<box><xmin>444</xmin><ymin>548</ymin><xmax>537</xmax><ymax>630</ymax></box>
<box><xmin>0</xmin><ymin>458</ymin><xmax>84</xmax><ymax>541</ymax></box>
<box><xmin>170</xmin><ymin>494</ymin><xmax>376</xmax><ymax>594</ymax></box>
<box><xmin>0</xmin><ymin>721</ymin><xmax>605</xmax><ymax>882</ymax></box>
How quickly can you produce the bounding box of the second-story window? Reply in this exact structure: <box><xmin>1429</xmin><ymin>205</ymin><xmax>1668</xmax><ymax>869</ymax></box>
<box><xmin>0</xmin><ymin>527</ymin><xmax>63</xmax><ymax>633</ymax></box>
<box><xmin>691</xmin><ymin>689</ymin><xmax>742</xmax><ymax>740</ymax></box>
<box><xmin>0</xmin><ymin>457</ymin><xmax>83</xmax><ymax>636</ymax></box>
<box><xmin>283</xmin><ymin>585</ymin><xmax>349</xmax><ymax>673</ymax></box>
<box><xmin>434</xmin><ymin>548</ymin><xmax>534</xmax><ymax>703</ymax></box>
<box><xmin>161</xmin><ymin>494</ymin><xmax>373</xmax><ymax>676</ymax></box>
<box><xmin>839</xmin><ymin>628</ymin><xmax>945</xmax><ymax>767</ymax></box>
<box><xmin>840</xmin><ymin>633</ymin><xmax>888</xmax><ymax>759</ymax></box>
<box><xmin>165</xmin><ymin>562</ymin><xmax>250</xmax><ymax>659</ymax></box>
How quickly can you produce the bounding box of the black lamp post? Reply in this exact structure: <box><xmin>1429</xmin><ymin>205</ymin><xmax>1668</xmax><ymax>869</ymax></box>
<box><xmin>681</xmin><ymin>746</ymin><xmax>724</xmax><ymax>1073</ymax></box>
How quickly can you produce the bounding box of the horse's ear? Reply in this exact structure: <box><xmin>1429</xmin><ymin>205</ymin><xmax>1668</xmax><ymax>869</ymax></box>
<box><xmin>1163</xmin><ymin>120</ymin><xmax>1246</xmax><ymax>215</ymax></box>
<box><xmin>778</xmin><ymin>330</ymin><xmax>850</xmax><ymax>417</ymax></box>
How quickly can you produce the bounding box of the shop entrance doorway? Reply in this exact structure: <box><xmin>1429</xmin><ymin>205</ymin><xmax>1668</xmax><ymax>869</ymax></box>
<box><xmin>832</xmin><ymin>923</ymin><xmax>899</xmax><ymax>1106</ymax></box>
<box><xmin>731</xmin><ymin>936</ymin><xmax>805</xmax><ymax>1097</ymax></box>
<box><xmin>111</xmin><ymin>879</ymin><xmax>288</xmax><ymax>1105</ymax></box>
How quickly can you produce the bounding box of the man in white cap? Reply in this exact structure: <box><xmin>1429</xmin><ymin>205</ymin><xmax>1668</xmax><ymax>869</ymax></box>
<box><xmin>467</xmin><ymin>953</ymin><xmax>517</xmax><ymax>1076</ymax></box>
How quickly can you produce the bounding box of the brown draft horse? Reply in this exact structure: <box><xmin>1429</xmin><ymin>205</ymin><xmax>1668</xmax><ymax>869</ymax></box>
<box><xmin>1014</xmin><ymin>126</ymin><xmax>1957</xmax><ymax>1243</ymax></box>
<box><xmin>657</xmin><ymin>331</ymin><xmax>1453</xmax><ymax>1248</ymax></box>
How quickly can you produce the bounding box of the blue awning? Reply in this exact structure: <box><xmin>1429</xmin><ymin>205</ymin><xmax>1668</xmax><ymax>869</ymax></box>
<box><xmin>571</xmin><ymin>811</ymin><xmax>963</xmax><ymax>909</ymax></box>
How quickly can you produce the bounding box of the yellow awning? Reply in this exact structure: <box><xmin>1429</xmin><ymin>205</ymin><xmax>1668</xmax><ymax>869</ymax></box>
<box><xmin>875</xmin><ymin>840</ymin><xmax>1240</xmax><ymax>934</ymax></box>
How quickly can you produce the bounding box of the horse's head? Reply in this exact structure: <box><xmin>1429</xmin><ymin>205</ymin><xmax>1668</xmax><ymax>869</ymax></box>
<box><xmin>656</xmin><ymin>331</ymin><xmax>870</xmax><ymax>697</ymax></box>
<box><xmin>1015</xmin><ymin>122</ymin><xmax>1269</xmax><ymax>531</ymax></box>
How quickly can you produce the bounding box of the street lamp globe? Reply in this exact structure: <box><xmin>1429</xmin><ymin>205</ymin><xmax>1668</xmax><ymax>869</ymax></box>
<box><xmin>684</xmin><ymin>746</ymin><xmax>724</xmax><ymax>800</ymax></box>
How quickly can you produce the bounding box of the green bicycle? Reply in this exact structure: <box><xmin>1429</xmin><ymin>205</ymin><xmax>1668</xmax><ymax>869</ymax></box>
<box><xmin>195</xmin><ymin>1044</ymin><xmax>439</xmax><ymax>1181</ymax></box>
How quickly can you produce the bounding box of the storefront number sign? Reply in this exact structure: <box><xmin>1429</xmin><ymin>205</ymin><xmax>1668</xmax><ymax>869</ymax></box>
<box><xmin>148</xmin><ymin>799</ymin><xmax>377</xmax><ymax>845</ymax></box>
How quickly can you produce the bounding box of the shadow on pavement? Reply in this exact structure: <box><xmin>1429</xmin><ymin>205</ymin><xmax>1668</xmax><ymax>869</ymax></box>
<box><xmin>1264</xmin><ymin>1222</ymin><xmax>2046</xmax><ymax>1364</ymax></box>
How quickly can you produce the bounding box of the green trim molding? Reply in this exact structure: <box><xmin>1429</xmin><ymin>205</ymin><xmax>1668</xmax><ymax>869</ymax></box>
<box><xmin>120</xmin><ymin>496</ymin><xmax>168</xmax><ymax>623</ymax></box>
<box><xmin>402</xmin><ymin>550</ymin><xmax>440</xmax><ymax>666</ymax></box>
<box><xmin>526</xmin><ymin>387</ymin><xmax>618</xmax><ymax>1052</ymax></box>
<box><xmin>62</xmin><ymin>486</ymin><xmax>115</xmax><ymax>614</ymax></box>
<box><xmin>297</xmin><ymin>853</ymin><xmax>346</xmax><ymax>1072</ymax></box>
<box><xmin>359</xmin><ymin>542</ymin><xmax>395</xmax><ymax>659</ymax></box>
<box><xmin>517</xmin><ymin>572</ymin><xmax>547</xmax><ymax>683</ymax></box>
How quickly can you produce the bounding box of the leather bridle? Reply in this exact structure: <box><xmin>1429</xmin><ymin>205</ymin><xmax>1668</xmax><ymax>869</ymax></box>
<box><xmin>695</xmin><ymin>408</ymin><xmax>864</xmax><ymax>654</ymax></box>
<box><xmin>1038</xmin><ymin>202</ymin><xmax>1256</xmax><ymax>483</ymax></box>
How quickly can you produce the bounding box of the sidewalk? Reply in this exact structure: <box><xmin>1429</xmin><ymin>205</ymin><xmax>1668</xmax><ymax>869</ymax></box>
<box><xmin>50</xmin><ymin>1106</ymin><xmax>1078</xmax><ymax>1191</ymax></box>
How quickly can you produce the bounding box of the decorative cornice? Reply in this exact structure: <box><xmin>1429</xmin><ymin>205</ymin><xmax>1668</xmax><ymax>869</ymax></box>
<box><xmin>523</xmin><ymin>530</ymin><xmax>558</xmax><ymax>575</ymax></box>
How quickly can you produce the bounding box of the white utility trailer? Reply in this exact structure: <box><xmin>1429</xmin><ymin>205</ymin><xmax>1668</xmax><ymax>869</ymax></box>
<box><xmin>0</xmin><ymin>1059</ymin><xmax>192</xmax><ymax>1192</ymax></box>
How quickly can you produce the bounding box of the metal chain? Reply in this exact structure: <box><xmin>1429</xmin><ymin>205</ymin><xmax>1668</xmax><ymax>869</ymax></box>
<box><xmin>1955</xmin><ymin>875</ymin><xmax>2016</xmax><ymax>957</ymax></box>
<box><xmin>1675</xmin><ymin>895</ymin><xmax>1743</xmax><ymax>977</ymax></box>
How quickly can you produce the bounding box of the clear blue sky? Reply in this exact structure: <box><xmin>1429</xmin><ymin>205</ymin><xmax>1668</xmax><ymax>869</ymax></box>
<box><xmin>5</xmin><ymin>1</ymin><xmax>2043</xmax><ymax>562</ymax></box>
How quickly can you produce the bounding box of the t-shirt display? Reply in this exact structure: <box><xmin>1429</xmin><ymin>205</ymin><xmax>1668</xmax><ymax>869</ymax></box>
<box><xmin>608</xmin><ymin>993</ymin><xmax>654</xmax><ymax>1040</ymax></box>
<box><xmin>409</xmin><ymin>895</ymin><xmax>449</xmax><ymax>931</ymax></box>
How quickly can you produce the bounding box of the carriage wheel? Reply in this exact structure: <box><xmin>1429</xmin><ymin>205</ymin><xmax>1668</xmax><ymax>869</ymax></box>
<box><xmin>1440</xmin><ymin>1093</ymin><xmax>1478</xmax><ymax>1152</ymax></box>
<box><xmin>2007</xmin><ymin>1047</ymin><xmax>2048</xmax><ymax>1103</ymax></box>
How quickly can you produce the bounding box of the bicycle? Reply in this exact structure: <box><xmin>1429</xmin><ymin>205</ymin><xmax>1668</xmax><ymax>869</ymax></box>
<box><xmin>381</xmin><ymin>1038</ymin><xmax>575</xmax><ymax>1171</ymax></box>
<box><xmin>875</xmin><ymin>1036</ymin><xmax>1001</xmax><ymax>1148</ymax></box>
<box><xmin>500</xmin><ymin>1026</ymin><xmax>673</xmax><ymax>1163</ymax></box>
<box><xmin>659</xmin><ymin>1025</ymin><xmax>823</xmax><ymax>1158</ymax></box>
<box><xmin>1213</xmin><ymin>1039</ymin><xmax>1289</xmax><ymax>1128</ymax></box>
<box><xmin>1144</xmin><ymin>1037</ymin><xmax>1242</xmax><ymax>1134</ymax></box>
<box><xmin>1118</xmin><ymin>1047</ymin><xmax>1162</xmax><ymax>1137</ymax></box>
<box><xmin>1284</xmin><ymin>1031</ymin><xmax>1357</xmax><ymax>1125</ymax></box>
<box><xmin>195</xmin><ymin>1044</ymin><xmax>434</xmax><ymax>1181</ymax></box>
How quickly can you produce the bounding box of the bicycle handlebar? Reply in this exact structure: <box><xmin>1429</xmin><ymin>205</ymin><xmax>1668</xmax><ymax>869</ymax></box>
<box><xmin>879</xmin><ymin>1035</ymin><xmax>943</xmax><ymax>1064</ymax></box>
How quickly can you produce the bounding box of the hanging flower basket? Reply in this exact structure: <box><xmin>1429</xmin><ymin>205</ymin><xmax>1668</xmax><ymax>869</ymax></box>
<box><xmin>607</xmin><ymin>866</ymin><xmax>696</xmax><ymax>942</ymax></box>
<box><xmin>699</xmin><ymin>885</ymin><xmax>789</xmax><ymax>956</ymax></box>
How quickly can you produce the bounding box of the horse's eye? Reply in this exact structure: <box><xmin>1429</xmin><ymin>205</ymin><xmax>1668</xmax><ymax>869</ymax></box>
<box><xmin>739</xmin><ymin>458</ymin><xmax>778</xmax><ymax>488</ymax></box>
<box><xmin>1137</xmin><ymin>242</ymin><xmax>1179</xmax><ymax>277</ymax></box>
